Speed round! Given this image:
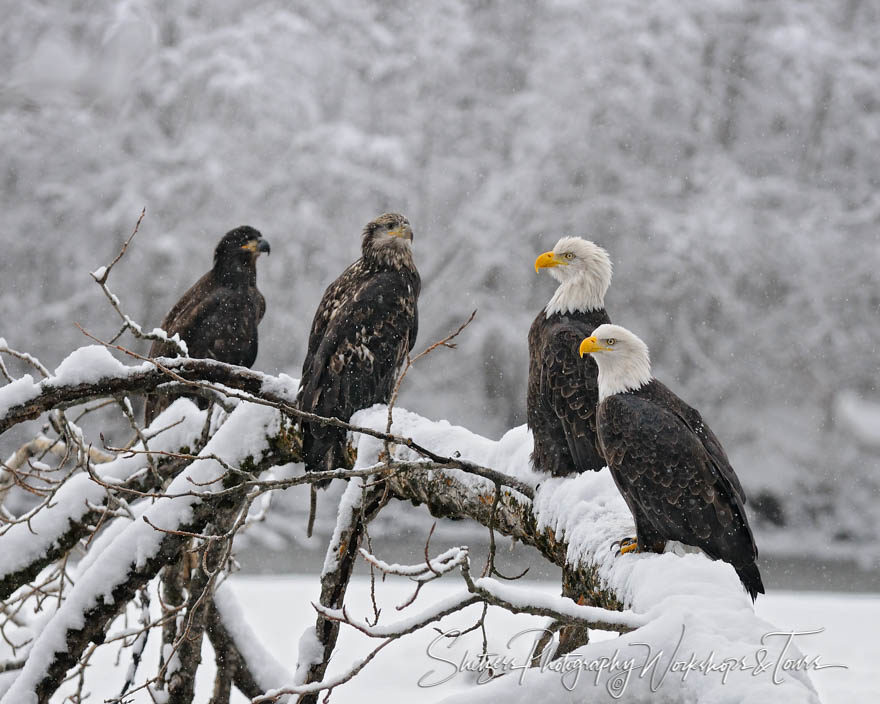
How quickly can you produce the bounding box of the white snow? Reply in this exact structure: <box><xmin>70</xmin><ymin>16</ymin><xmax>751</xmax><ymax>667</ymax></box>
<box><xmin>349</xmin><ymin>405</ymin><xmax>820</xmax><ymax>702</ymax></box>
<box><xmin>50</xmin><ymin>345</ymin><xmax>128</xmax><ymax>385</ymax></box>
<box><xmin>321</xmin><ymin>478</ymin><xmax>369</xmax><ymax>577</ymax></box>
<box><xmin>0</xmin><ymin>374</ymin><xmax>38</xmax><ymax>419</ymax></box>
<box><xmin>0</xmin><ymin>345</ymin><xmax>162</xmax><ymax>422</ymax></box>
<box><xmin>28</xmin><ymin>575</ymin><xmax>873</xmax><ymax>704</ymax></box>
<box><xmin>294</xmin><ymin>626</ymin><xmax>324</xmax><ymax>684</ymax></box>
<box><xmin>0</xmin><ymin>400</ymin><xmax>863</xmax><ymax>702</ymax></box>
<box><xmin>0</xmin><ymin>400</ymin><xmax>279</xmax><ymax>704</ymax></box>
<box><xmin>363</xmin><ymin>546</ymin><xmax>468</xmax><ymax>578</ymax></box>
<box><xmin>0</xmin><ymin>400</ymin><xmax>207</xmax><ymax>582</ymax></box>
<box><xmin>213</xmin><ymin>581</ymin><xmax>293</xmax><ymax>691</ymax></box>
<box><xmin>350</xmin><ymin>405</ymin><xmax>535</xmax><ymax>496</ymax></box>
<box><xmin>472</xmin><ymin>575</ymin><xmax>646</xmax><ymax>630</ymax></box>
<box><xmin>317</xmin><ymin>589</ymin><xmax>478</xmax><ymax>638</ymax></box>
<box><xmin>260</xmin><ymin>373</ymin><xmax>301</xmax><ymax>402</ymax></box>
<box><xmin>145</xmin><ymin>327</ymin><xmax>189</xmax><ymax>355</ymax></box>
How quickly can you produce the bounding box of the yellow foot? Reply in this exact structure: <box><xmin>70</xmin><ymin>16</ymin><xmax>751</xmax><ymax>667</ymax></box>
<box><xmin>612</xmin><ymin>537</ymin><xmax>639</xmax><ymax>556</ymax></box>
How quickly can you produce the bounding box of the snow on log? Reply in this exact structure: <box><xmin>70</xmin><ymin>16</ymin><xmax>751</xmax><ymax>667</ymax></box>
<box><xmin>0</xmin><ymin>401</ymin><xmax>207</xmax><ymax>601</ymax></box>
<box><xmin>0</xmin><ymin>356</ymin><xmax>822</xmax><ymax>702</ymax></box>
<box><xmin>351</xmin><ymin>406</ymin><xmax>821</xmax><ymax>703</ymax></box>
<box><xmin>208</xmin><ymin>582</ymin><xmax>294</xmax><ymax>699</ymax></box>
<box><xmin>0</xmin><ymin>346</ymin><xmax>283</xmax><ymax>435</ymax></box>
<box><xmin>0</xmin><ymin>401</ymin><xmax>281</xmax><ymax>704</ymax></box>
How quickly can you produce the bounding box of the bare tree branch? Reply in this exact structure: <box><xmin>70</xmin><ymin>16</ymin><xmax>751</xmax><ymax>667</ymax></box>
<box><xmin>87</xmin><ymin>208</ymin><xmax>188</xmax><ymax>356</ymax></box>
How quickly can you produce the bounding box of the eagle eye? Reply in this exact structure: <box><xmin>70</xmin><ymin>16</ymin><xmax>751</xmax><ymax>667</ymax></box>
<box><xmin>564</xmin><ymin>252</ymin><xmax>574</xmax><ymax>260</ymax></box>
<box><xmin>606</xmin><ymin>338</ymin><xmax>616</xmax><ymax>346</ymax></box>
<box><xmin>386</xmin><ymin>222</ymin><xmax>395</xmax><ymax>230</ymax></box>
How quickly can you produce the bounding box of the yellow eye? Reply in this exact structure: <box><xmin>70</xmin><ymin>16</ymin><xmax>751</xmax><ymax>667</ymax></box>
<box><xmin>564</xmin><ymin>252</ymin><xmax>574</xmax><ymax>260</ymax></box>
<box><xmin>606</xmin><ymin>338</ymin><xmax>616</xmax><ymax>346</ymax></box>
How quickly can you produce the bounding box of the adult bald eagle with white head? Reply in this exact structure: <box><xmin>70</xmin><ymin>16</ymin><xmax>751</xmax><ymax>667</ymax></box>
<box><xmin>528</xmin><ymin>237</ymin><xmax>612</xmax><ymax>476</ymax></box>
<box><xmin>579</xmin><ymin>324</ymin><xmax>764</xmax><ymax>601</ymax></box>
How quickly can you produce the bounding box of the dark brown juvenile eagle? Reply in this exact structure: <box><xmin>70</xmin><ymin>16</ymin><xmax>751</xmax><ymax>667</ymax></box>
<box><xmin>144</xmin><ymin>226</ymin><xmax>270</xmax><ymax>425</ymax></box>
<box><xmin>297</xmin><ymin>213</ymin><xmax>420</xmax><ymax>487</ymax></box>
<box><xmin>528</xmin><ymin>237</ymin><xmax>612</xmax><ymax>476</ymax></box>
<box><xmin>579</xmin><ymin>324</ymin><xmax>764</xmax><ymax>601</ymax></box>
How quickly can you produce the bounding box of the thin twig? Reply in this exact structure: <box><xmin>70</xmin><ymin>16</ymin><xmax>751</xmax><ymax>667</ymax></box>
<box><xmin>87</xmin><ymin>208</ymin><xmax>188</xmax><ymax>356</ymax></box>
<box><xmin>384</xmin><ymin>309</ymin><xmax>477</xmax><ymax>450</ymax></box>
<box><xmin>0</xmin><ymin>341</ymin><xmax>50</xmax><ymax>378</ymax></box>
<box><xmin>483</xmin><ymin>481</ymin><xmax>529</xmax><ymax>581</ymax></box>
<box><xmin>93</xmin><ymin>208</ymin><xmax>146</xmax><ymax>286</ymax></box>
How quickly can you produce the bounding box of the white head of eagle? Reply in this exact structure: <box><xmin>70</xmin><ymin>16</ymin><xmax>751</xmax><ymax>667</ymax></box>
<box><xmin>579</xmin><ymin>323</ymin><xmax>652</xmax><ymax>401</ymax></box>
<box><xmin>534</xmin><ymin>236</ymin><xmax>612</xmax><ymax>315</ymax></box>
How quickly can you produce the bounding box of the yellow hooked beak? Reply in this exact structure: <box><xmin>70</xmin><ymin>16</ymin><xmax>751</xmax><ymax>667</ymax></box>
<box><xmin>534</xmin><ymin>250</ymin><xmax>566</xmax><ymax>273</ymax></box>
<box><xmin>387</xmin><ymin>226</ymin><xmax>414</xmax><ymax>241</ymax></box>
<box><xmin>241</xmin><ymin>238</ymin><xmax>271</xmax><ymax>254</ymax></box>
<box><xmin>579</xmin><ymin>336</ymin><xmax>612</xmax><ymax>357</ymax></box>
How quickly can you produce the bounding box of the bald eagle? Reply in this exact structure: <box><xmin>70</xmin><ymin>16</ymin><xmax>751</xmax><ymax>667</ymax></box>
<box><xmin>297</xmin><ymin>213</ymin><xmax>420</xmax><ymax>485</ymax></box>
<box><xmin>144</xmin><ymin>226</ymin><xmax>270</xmax><ymax>425</ymax></box>
<box><xmin>528</xmin><ymin>237</ymin><xmax>612</xmax><ymax>476</ymax></box>
<box><xmin>579</xmin><ymin>324</ymin><xmax>764</xmax><ymax>601</ymax></box>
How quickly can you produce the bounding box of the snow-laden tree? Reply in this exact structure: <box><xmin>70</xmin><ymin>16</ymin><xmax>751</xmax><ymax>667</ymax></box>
<box><xmin>0</xmin><ymin>222</ymin><xmax>821</xmax><ymax>703</ymax></box>
<box><xmin>2</xmin><ymin>0</ymin><xmax>879</xmax><ymax>562</ymax></box>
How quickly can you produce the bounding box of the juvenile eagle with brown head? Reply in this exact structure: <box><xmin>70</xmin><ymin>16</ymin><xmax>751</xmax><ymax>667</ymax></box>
<box><xmin>144</xmin><ymin>226</ymin><xmax>270</xmax><ymax>425</ymax></box>
<box><xmin>580</xmin><ymin>324</ymin><xmax>764</xmax><ymax>601</ymax></box>
<box><xmin>528</xmin><ymin>237</ymin><xmax>612</xmax><ymax>476</ymax></box>
<box><xmin>297</xmin><ymin>213</ymin><xmax>420</xmax><ymax>486</ymax></box>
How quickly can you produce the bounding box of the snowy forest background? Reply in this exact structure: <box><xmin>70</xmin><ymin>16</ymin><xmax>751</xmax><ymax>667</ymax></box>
<box><xmin>1</xmin><ymin>0</ymin><xmax>878</xmax><ymax>569</ymax></box>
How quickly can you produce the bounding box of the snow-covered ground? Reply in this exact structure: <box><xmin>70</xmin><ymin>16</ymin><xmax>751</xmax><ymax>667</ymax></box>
<box><xmin>46</xmin><ymin>575</ymin><xmax>877</xmax><ymax>704</ymax></box>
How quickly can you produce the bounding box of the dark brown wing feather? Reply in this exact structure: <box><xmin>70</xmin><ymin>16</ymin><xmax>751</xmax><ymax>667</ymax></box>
<box><xmin>527</xmin><ymin>308</ymin><xmax>611</xmax><ymax>476</ymax></box>
<box><xmin>597</xmin><ymin>380</ymin><xmax>763</xmax><ymax>600</ymax></box>
<box><xmin>144</xmin><ymin>272</ymin><xmax>266</xmax><ymax>425</ymax></box>
<box><xmin>297</xmin><ymin>264</ymin><xmax>419</xmax><ymax>478</ymax></box>
<box><xmin>302</xmin><ymin>260</ymin><xmax>366</xmax><ymax>361</ymax></box>
<box><xmin>644</xmin><ymin>383</ymin><xmax>746</xmax><ymax>503</ymax></box>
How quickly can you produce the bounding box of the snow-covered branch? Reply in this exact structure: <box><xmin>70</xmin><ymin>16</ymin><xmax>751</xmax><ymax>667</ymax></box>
<box><xmin>0</xmin><ymin>345</ymin><xmax>533</xmax><ymax>499</ymax></box>
<box><xmin>260</xmin><ymin>542</ymin><xmax>643</xmax><ymax>702</ymax></box>
<box><xmin>0</xmin><ymin>404</ymin><xmax>209</xmax><ymax>601</ymax></box>
<box><xmin>207</xmin><ymin>582</ymin><xmax>293</xmax><ymax>701</ymax></box>
<box><xmin>346</xmin><ymin>407</ymin><xmax>821</xmax><ymax>703</ymax></box>
<box><xmin>0</xmin><ymin>351</ymin><xmax>270</xmax><ymax>436</ymax></box>
<box><xmin>0</xmin><ymin>354</ymin><xmax>820</xmax><ymax>703</ymax></box>
<box><xmin>318</xmin><ymin>546</ymin><xmax>643</xmax><ymax>639</ymax></box>
<box><xmin>295</xmin><ymin>479</ymin><xmax>389</xmax><ymax>704</ymax></box>
<box><xmin>0</xmin><ymin>402</ymin><xmax>282</xmax><ymax>704</ymax></box>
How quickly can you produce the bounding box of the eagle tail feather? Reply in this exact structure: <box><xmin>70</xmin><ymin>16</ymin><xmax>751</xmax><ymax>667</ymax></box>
<box><xmin>302</xmin><ymin>426</ymin><xmax>341</xmax><ymax>490</ymax></box>
<box><xmin>736</xmin><ymin>562</ymin><xmax>765</xmax><ymax>602</ymax></box>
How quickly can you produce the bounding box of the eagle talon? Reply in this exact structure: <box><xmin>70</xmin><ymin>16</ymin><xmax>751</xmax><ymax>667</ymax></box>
<box><xmin>612</xmin><ymin>537</ymin><xmax>639</xmax><ymax>556</ymax></box>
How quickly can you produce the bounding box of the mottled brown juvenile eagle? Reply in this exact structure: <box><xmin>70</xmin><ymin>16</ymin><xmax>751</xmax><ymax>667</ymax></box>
<box><xmin>528</xmin><ymin>237</ymin><xmax>612</xmax><ymax>476</ymax></box>
<box><xmin>297</xmin><ymin>213</ymin><xmax>420</xmax><ymax>486</ymax></box>
<box><xmin>144</xmin><ymin>226</ymin><xmax>270</xmax><ymax>425</ymax></box>
<box><xmin>579</xmin><ymin>324</ymin><xmax>764</xmax><ymax>601</ymax></box>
